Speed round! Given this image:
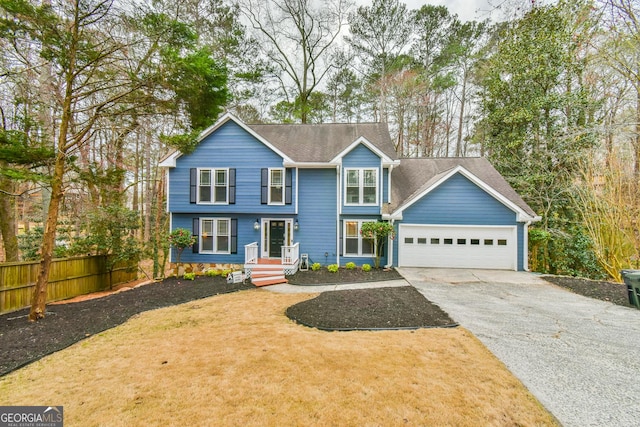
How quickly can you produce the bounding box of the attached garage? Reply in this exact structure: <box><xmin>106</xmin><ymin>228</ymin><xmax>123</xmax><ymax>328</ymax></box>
<box><xmin>397</xmin><ymin>224</ymin><xmax>518</xmax><ymax>270</ymax></box>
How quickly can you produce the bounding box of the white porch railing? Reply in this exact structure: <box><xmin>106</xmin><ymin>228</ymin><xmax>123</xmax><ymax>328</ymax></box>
<box><xmin>281</xmin><ymin>242</ymin><xmax>300</xmax><ymax>265</ymax></box>
<box><xmin>245</xmin><ymin>242</ymin><xmax>258</xmax><ymax>265</ymax></box>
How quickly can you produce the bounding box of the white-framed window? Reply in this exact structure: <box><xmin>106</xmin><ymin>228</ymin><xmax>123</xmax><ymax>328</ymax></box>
<box><xmin>198</xmin><ymin>168</ymin><xmax>228</xmax><ymax>204</ymax></box>
<box><xmin>269</xmin><ymin>168</ymin><xmax>284</xmax><ymax>204</ymax></box>
<box><xmin>345</xmin><ymin>168</ymin><xmax>377</xmax><ymax>205</ymax></box>
<box><xmin>344</xmin><ymin>220</ymin><xmax>375</xmax><ymax>257</ymax></box>
<box><xmin>200</xmin><ymin>218</ymin><xmax>230</xmax><ymax>254</ymax></box>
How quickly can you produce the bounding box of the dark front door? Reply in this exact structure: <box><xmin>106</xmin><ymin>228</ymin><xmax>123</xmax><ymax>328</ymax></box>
<box><xmin>269</xmin><ymin>221</ymin><xmax>285</xmax><ymax>257</ymax></box>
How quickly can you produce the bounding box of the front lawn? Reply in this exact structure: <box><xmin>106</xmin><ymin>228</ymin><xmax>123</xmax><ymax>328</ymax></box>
<box><xmin>0</xmin><ymin>290</ymin><xmax>558</xmax><ymax>426</ymax></box>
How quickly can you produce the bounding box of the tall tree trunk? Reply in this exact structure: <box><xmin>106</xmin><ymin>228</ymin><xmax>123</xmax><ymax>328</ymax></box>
<box><xmin>0</xmin><ymin>176</ymin><xmax>19</xmax><ymax>262</ymax></box>
<box><xmin>29</xmin><ymin>151</ymin><xmax>65</xmax><ymax>320</ymax></box>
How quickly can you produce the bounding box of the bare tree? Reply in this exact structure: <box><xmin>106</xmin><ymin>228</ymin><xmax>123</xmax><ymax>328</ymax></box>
<box><xmin>239</xmin><ymin>0</ymin><xmax>353</xmax><ymax>123</ymax></box>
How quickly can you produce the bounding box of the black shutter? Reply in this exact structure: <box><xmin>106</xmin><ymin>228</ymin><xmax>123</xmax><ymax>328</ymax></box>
<box><xmin>229</xmin><ymin>169</ymin><xmax>236</xmax><ymax>204</ymax></box>
<box><xmin>192</xmin><ymin>218</ymin><xmax>199</xmax><ymax>253</ymax></box>
<box><xmin>285</xmin><ymin>168</ymin><xmax>292</xmax><ymax>205</ymax></box>
<box><xmin>190</xmin><ymin>168</ymin><xmax>197</xmax><ymax>204</ymax></box>
<box><xmin>230</xmin><ymin>218</ymin><xmax>238</xmax><ymax>254</ymax></box>
<box><xmin>261</xmin><ymin>168</ymin><xmax>268</xmax><ymax>204</ymax></box>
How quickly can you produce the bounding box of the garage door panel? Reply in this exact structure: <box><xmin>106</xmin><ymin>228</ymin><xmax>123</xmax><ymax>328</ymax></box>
<box><xmin>398</xmin><ymin>225</ymin><xmax>516</xmax><ymax>270</ymax></box>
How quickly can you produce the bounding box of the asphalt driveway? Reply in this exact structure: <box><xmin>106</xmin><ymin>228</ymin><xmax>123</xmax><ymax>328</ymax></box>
<box><xmin>398</xmin><ymin>267</ymin><xmax>640</xmax><ymax>427</ymax></box>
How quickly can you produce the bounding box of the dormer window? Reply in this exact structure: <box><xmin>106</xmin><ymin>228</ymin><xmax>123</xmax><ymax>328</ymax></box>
<box><xmin>345</xmin><ymin>168</ymin><xmax>377</xmax><ymax>205</ymax></box>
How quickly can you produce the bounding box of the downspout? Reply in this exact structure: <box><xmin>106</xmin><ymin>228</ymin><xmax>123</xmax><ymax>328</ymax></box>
<box><xmin>524</xmin><ymin>221</ymin><xmax>531</xmax><ymax>272</ymax></box>
<box><xmin>384</xmin><ymin>219</ymin><xmax>395</xmax><ymax>269</ymax></box>
<box><xmin>336</xmin><ymin>164</ymin><xmax>341</xmax><ymax>266</ymax></box>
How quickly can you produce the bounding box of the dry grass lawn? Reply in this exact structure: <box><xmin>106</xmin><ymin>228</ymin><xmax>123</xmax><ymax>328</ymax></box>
<box><xmin>0</xmin><ymin>289</ymin><xmax>558</xmax><ymax>426</ymax></box>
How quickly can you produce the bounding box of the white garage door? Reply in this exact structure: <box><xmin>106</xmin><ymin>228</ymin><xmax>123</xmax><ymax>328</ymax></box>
<box><xmin>398</xmin><ymin>224</ymin><xmax>517</xmax><ymax>270</ymax></box>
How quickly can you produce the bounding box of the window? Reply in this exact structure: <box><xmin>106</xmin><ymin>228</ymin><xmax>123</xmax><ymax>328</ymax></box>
<box><xmin>444</xmin><ymin>238</ymin><xmax>453</xmax><ymax>245</ymax></box>
<box><xmin>199</xmin><ymin>169</ymin><xmax>228</xmax><ymax>204</ymax></box>
<box><xmin>498</xmin><ymin>239</ymin><xmax>508</xmax><ymax>246</ymax></box>
<box><xmin>269</xmin><ymin>169</ymin><xmax>284</xmax><ymax>204</ymax></box>
<box><xmin>200</xmin><ymin>219</ymin><xmax>230</xmax><ymax>254</ymax></box>
<box><xmin>471</xmin><ymin>239</ymin><xmax>480</xmax><ymax>245</ymax></box>
<box><xmin>404</xmin><ymin>237</ymin><xmax>414</xmax><ymax>244</ymax></box>
<box><xmin>457</xmin><ymin>239</ymin><xmax>466</xmax><ymax>245</ymax></box>
<box><xmin>417</xmin><ymin>238</ymin><xmax>427</xmax><ymax>244</ymax></box>
<box><xmin>345</xmin><ymin>168</ymin><xmax>378</xmax><ymax>205</ymax></box>
<box><xmin>344</xmin><ymin>220</ymin><xmax>375</xmax><ymax>256</ymax></box>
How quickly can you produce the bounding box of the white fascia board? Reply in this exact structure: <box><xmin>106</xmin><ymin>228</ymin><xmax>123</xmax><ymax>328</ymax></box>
<box><xmin>283</xmin><ymin>161</ymin><xmax>338</xmax><ymax>168</ymax></box>
<box><xmin>330</xmin><ymin>136</ymin><xmax>396</xmax><ymax>164</ymax></box>
<box><xmin>392</xmin><ymin>165</ymin><xmax>538</xmax><ymax>222</ymax></box>
<box><xmin>159</xmin><ymin>151</ymin><xmax>181</xmax><ymax>168</ymax></box>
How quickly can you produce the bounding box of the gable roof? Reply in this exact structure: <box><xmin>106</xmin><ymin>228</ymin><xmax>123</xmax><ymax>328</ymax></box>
<box><xmin>159</xmin><ymin>114</ymin><xmax>398</xmax><ymax>168</ymax></box>
<box><xmin>246</xmin><ymin>122</ymin><xmax>397</xmax><ymax>164</ymax></box>
<box><xmin>388</xmin><ymin>157</ymin><xmax>539</xmax><ymax>221</ymax></box>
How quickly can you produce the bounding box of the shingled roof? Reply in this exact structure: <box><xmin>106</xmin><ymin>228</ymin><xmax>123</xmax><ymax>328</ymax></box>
<box><xmin>246</xmin><ymin>122</ymin><xmax>397</xmax><ymax>162</ymax></box>
<box><xmin>389</xmin><ymin>157</ymin><xmax>538</xmax><ymax>218</ymax></box>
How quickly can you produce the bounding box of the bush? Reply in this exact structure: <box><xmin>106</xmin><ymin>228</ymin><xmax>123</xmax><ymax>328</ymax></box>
<box><xmin>345</xmin><ymin>262</ymin><xmax>356</xmax><ymax>270</ymax></box>
<box><xmin>327</xmin><ymin>264</ymin><xmax>339</xmax><ymax>273</ymax></box>
<box><xmin>183</xmin><ymin>272</ymin><xmax>196</xmax><ymax>280</ymax></box>
<box><xmin>311</xmin><ymin>262</ymin><xmax>322</xmax><ymax>271</ymax></box>
<box><xmin>362</xmin><ymin>263</ymin><xmax>371</xmax><ymax>272</ymax></box>
<box><xmin>205</xmin><ymin>269</ymin><xmax>219</xmax><ymax>277</ymax></box>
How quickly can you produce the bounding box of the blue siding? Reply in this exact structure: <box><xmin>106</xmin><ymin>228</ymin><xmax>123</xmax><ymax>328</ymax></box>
<box><xmin>169</xmin><ymin>121</ymin><xmax>295</xmax><ymax>215</ymax></box>
<box><xmin>383</xmin><ymin>168</ymin><xmax>389</xmax><ymax>203</ymax></box>
<box><xmin>342</xmin><ymin>144</ymin><xmax>382</xmax><ymax>215</ymax></box>
<box><xmin>393</xmin><ymin>172</ymin><xmax>527</xmax><ymax>270</ymax></box>
<box><xmin>297</xmin><ymin>169</ymin><xmax>337</xmax><ymax>266</ymax></box>
<box><xmin>171</xmin><ymin>213</ymin><xmax>258</xmax><ymax>264</ymax></box>
<box><xmin>401</xmin><ymin>173</ymin><xmax>518</xmax><ymax>225</ymax></box>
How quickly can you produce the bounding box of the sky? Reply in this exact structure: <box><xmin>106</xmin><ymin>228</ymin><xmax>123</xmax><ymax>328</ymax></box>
<box><xmin>353</xmin><ymin>0</ymin><xmax>547</xmax><ymax>23</ymax></box>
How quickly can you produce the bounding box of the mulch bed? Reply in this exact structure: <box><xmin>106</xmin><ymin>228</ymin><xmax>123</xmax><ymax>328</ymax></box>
<box><xmin>543</xmin><ymin>275</ymin><xmax>633</xmax><ymax>308</ymax></box>
<box><xmin>287</xmin><ymin>267</ymin><xmax>403</xmax><ymax>285</ymax></box>
<box><xmin>286</xmin><ymin>286</ymin><xmax>456</xmax><ymax>330</ymax></box>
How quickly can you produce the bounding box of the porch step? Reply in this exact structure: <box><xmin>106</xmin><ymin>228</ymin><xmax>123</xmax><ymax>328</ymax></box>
<box><xmin>251</xmin><ymin>275</ymin><xmax>289</xmax><ymax>287</ymax></box>
<box><xmin>250</xmin><ymin>261</ymin><xmax>287</xmax><ymax>286</ymax></box>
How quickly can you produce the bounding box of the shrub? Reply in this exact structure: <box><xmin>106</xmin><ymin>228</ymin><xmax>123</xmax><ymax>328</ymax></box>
<box><xmin>183</xmin><ymin>272</ymin><xmax>196</xmax><ymax>280</ymax></box>
<box><xmin>311</xmin><ymin>262</ymin><xmax>322</xmax><ymax>271</ymax></box>
<box><xmin>362</xmin><ymin>263</ymin><xmax>371</xmax><ymax>272</ymax></box>
<box><xmin>345</xmin><ymin>262</ymin><xmax>356</xmax><ymax>270</ymax></box>
<box><xmin>327</xmin><ymin>264</ymin><xmax>339</xmax><ymax>273</ymax></box>
<box><xmin>205</xmin><ymin>269</ymin><xmax>219</xmax><ymax>277</ymax></box>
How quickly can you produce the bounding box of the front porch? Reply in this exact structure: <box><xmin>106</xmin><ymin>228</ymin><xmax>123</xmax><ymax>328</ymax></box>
<box><xmin>244</xmin><ymin>242</ymin><xmax>300</xmax><ymax>286</ymax></box>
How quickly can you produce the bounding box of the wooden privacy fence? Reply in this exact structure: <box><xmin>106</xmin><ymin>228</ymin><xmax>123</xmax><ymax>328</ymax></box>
<box><xmin>0</xmin><ymin>255</ymin><xmax>138</xmax><ymax>314</ymax></box>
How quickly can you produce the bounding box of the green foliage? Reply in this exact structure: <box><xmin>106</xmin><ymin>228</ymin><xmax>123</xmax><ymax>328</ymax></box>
<box><xmin>18</xmin><ymin>227</ymin><xmax>67</xmax><ymax>261</ymax></box>
<box><xmin>345</xmin><ymin>262</ymin><xmax>356</xmax><ymax>270</ymax></box>
<box><xmin>205</xmin><ymin>269</ymin><xmax>219</xmax><ymax>277</ymax></box>
<box><xmin>0</xmin><ymin>129</ymin><xmax>54</xmax><ymax>182</ymax></box>
<box><xmin>69</xmin><ymin>206</ymin><xmax>141</xmax><ymax>276</ymax></box>
<box><xmin>167</xmin><ymin>228</ymin><xmax>196</xmax><ymax>264</ymax></box>
<box><xmin>360</xmin><ymin>221</ymin><xmax>395</xmax><ymax>268</ymax></box>
<box><xmin>327</xmin><ymin>264</ymin><xmax>339</xmax><ymax>273</ymax></box>
<box><xmin>183</xmin><ymin>272</ymin><xmax>196</xmax><ymax>280</ymax></box>
<box><xmin>311</xmin><ymin>262</ymin><xmax>321</xmax><ymax>271</ymax></box>
<box><xmin>362</xmin><ymin>263</ymin><xmax>372</xmax><ymax>272</ymax></box>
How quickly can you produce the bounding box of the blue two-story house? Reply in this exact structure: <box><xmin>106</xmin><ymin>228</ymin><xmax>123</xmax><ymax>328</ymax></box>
<box><xmin>160</xmin><ymin>113</ymin><xmax>540</xmax><ymax>285</ymax></box>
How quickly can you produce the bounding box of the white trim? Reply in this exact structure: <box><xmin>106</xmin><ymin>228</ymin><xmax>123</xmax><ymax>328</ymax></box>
<box><xmin>196</xmin><ymin>168</ymin><xmax>229</xmax><ymax>205</ymax></box>
<box><xmin>387</xmin><ymin>164</ymin><xmax>393</xmax><ymax>204</ymax></box>
<box><xmin>168</xmin><ymin>213</ymin><xmax>173</xmax><ymax>263</ymax></box>
<box><xmin>336</xmin><ymin>165</ymin><xmax>341</xmax><ymax>265</ymax></box>
<box><xmin>330</xmin><ymin>136</ymin><xmax>399</xmax><ymax>165</ymax></box>
<box><xmin>390</xmin><ymin>165</ymin><xmax>539</xmax><ymax>222</ymax></box>
<box><xmin>523</xmin><ymin>221</ymin><xmax>531</xmax><ymax>271</ymax></box>
<box><xmin>344</xmin><ymin>168</ymin><xmax>378</xmax><ymax>206</ymax></box>
<box><xmin>342</xmin><ymin>219</ymin><xmax>376</xmax><ymax>257</ymax></box>
<box><xmin>199</xmin><ymin>218</ymin><xmax>232</xmax><ymax>254</ymax></box>
<box><xmin>283</xmin><ymin>161</ymin><xmax>339</xmax><ymax>168</ymax></box>
<box><xmin>267</xmin><ymin>167</ymin><xmax>285</xmax><ymax>205</ymax></box>
<box><xmin>295</xmin><ymin>168</ymin><xmax>299</xmax><ymax>215</ymax></box>
<box><xmin>260</xmin><ymin>218</ymin><xmax>294</xmax><ymax>259</ymax></box>
<box><xmin>159</xmin><ymin>151</ymin><xmax>181</xmax><ymax>168</ymax></box>
<box><xmin>397</xmin><ymin>224</ymin><xmax>518</xmax><ymax>270</ymax></box>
